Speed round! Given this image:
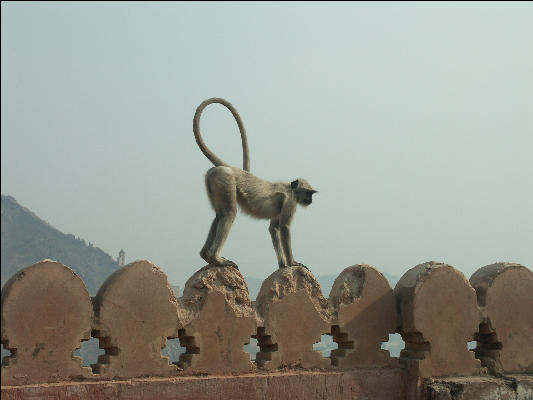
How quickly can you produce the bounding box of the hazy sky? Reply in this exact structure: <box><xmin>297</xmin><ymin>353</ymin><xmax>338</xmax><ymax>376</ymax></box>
<box><xmin>2</xmin><ymin>2</ymin><xmax>532</xmax><ymax>288</ymax></box>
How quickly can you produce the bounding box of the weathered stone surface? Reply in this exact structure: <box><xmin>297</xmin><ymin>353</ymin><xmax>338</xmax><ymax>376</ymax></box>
<box><xmin>513</xmin><ymin>375</ymin><xmax>533</xmax><ymax>400</ymax></box>
<box><xmin>178</xmin><ymin>265</ymin><xmax>256</xmax><ymax>374</ymax></box>
<box><xmin>179</xmin><ymin>264</ymin><xmax>254</xmax><ymax>326</ymax></box>
<box><xmin>470</xmin><ymin>263</ymin><xmax>533</xmax><ymax>373</ymax></box>
<box><xmin>329</xmin><ymin>264</ymin><xmax>398</xmax><ymax>368</ymax></box>
<box><xmin>395</xmin><ymin>261</ymin><xmax>480</xmax><ymax>377</ymax></box>
<box><xmin>255</xmin><ymin>267</ymin><xmax>331</xmax><ymax>369</ymax></box>
<box><xmin>180</xmin><ymin>291</ymin><xmax>256</xmax><ymax>373</ymax></box>
<box><xmin>92</xmin><ymin>260</ymin><xmax>180</xmax><ymax>378</ymax></box>
<box><xmin>256</xmin><ymin>266</ymin><xmax>331</xmax><ymax>321</ymax></box>
<box><xmin>425</xmin><ymin>375</ymin><xmax>533</xmax><ymax>400</ymax></box>
<box><xmin>1</xmin><ymin>260</ymin><xmax>93</xmax><ymax>385</ymax></box>
<box><xmin>0</xmin><ymin>368</ymin><xmax>409</xmax><ymax>400</ymax></box>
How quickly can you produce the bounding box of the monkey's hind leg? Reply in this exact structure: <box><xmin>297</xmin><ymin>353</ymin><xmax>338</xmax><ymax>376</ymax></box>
<box><xmin>200</xmin><ymin>217</ymin><xmax>218</xmax><ymax>263</ymax></box>
<box><xmin>202</xmin><ymin>167</ymin><xmax>239</xmax><ymax>269</ymax></box>
<box><xmin>200</xmin><ymin>214</ymin><xmax>238</xmax><ymax>270</ymax></box>
<box><xmin>209</xmin><ymin>209</ymin><xmax>238</xmax><ymax>269</ymax></box>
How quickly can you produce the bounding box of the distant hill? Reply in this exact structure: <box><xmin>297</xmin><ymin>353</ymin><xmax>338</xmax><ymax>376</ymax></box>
<box><xmin>1</xmin><ymin>195</ymin><xmax>119</xmax><ymax>296</ymax></box>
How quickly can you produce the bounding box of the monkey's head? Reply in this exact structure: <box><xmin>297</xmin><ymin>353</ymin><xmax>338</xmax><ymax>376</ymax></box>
<box><xmin>291</xmin><ymin>178</ymin><xmax>317</xmax><ymax>206</ymax></box>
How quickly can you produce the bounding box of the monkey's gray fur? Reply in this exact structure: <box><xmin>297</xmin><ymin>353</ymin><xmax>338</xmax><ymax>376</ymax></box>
<box><xmin>193</xmin><ymin>97</ymin><xmax>317</xmax><ymax>270</ymax></box>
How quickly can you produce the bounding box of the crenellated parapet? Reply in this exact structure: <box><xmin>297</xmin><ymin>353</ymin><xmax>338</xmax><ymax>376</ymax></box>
<box><xmin>255</xmin><ymin>266</ymin><xmax>331</xmax><ymax>369</ymax></box>
<box><xmin>1</xmin><ymin>259</ymin><xmax>532</xmax><ymax>387</ymax></box>
<box><xmin>177</xmin><ymin>265</ymin><xmax>256</xmax><ymax>374</ymax></box>
<box><xmin>469</xmin><ymin>262</ymin><xmax>533</xmax><ymax>374</ymax></box>
<box><xmin>1</xmin><ymin>260</ymin><xmax>93</xmax><ymax>384</ymax></box>
<box><xmin>394</xmin><ymin>261</ymin><xmax>481</xmax><ymax>378</ymax></box>
<box><xmin>329</xmin><ymin>264</ymin><xmax>398</xmax><ymax>368</ymax></box>
<box><xmin>91</xmin><ymin>260</ymin><xmax>180</xmax><ymax>377</ymax></box>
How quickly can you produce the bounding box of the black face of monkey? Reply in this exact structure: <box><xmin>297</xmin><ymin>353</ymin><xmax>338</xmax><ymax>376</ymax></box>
<box><xmin>291</xmin><ymin>179</ymin><xmax>317</xmax><ymax>206</ymax></box>
<box><xmin>302</xmin><ymin>190</ymin><xmax>315</xmax><ymax>205</ymax></box>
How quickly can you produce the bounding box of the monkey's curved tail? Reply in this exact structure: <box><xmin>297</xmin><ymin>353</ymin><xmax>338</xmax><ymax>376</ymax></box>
<box><xmin>193</xmin><ymin>97</ymin><xmax>250</xmax><ymax>172</ymax></box>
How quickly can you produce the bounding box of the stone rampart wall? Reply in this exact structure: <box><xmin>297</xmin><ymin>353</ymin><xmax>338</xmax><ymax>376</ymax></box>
<box><xmin>1</xmin><ymin>259</ymin><xmax>532</xmax><ymax>399</ymax></box>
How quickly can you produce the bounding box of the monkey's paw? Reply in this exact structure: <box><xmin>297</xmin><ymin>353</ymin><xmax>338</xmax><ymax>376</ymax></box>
<box><xmin>216</xmin><ymin>258</ymin><xmax>239</xmax><ymax>270</ymax></box>
<box><xmin>280</xmin><ymin>262</ymin><xmax>309</xmax><ymax>271</ymax></box>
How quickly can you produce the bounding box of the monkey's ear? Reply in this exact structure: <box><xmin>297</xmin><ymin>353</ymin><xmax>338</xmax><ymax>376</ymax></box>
<box><xmin>291</xmin><ymin>180</ymin><xmax>299</xmax><ymax>189</ymax></box>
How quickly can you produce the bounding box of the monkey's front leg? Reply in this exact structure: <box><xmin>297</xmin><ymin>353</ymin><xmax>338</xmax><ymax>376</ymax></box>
<box><xmin>269</xmin><ymin>219</ymin><xmax>287</xmax><ymax>268</ymax></box>
<box><xmin>279</xmin><ymin>223</ymin><xmax>308</xmax><ymax>270</ymax></box>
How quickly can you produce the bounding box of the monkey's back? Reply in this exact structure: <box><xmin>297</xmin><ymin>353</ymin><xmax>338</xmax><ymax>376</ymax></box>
<box><xmin>232</xmin><ymin>168</ymin><xmax>289</xmax><ymax>220</ymax></box>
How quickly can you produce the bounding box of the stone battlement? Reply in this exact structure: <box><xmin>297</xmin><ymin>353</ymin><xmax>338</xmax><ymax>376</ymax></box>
<box><xmin>1</xmin><ymin>260</ymin><xmax>532</xmax><ymax>399</ymax></box>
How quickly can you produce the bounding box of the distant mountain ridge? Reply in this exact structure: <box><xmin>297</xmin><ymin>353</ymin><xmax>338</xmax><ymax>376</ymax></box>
<box><xmin>1</xmin><ymin>195</ymin><xmax>119</xmax><ymax>295</ymax></box>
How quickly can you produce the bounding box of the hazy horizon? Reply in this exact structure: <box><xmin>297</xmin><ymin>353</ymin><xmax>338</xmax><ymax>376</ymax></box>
<box><xmin>2</xmin><ymin>2</ymin><xmax>532</xmax><ymax>286</ymax></box>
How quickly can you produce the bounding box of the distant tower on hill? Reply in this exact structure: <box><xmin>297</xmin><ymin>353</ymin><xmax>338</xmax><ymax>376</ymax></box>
<box><xmin>117</xmin><ymin>249</ymin><xmax>125</xmax><ymax>267</ymax></box>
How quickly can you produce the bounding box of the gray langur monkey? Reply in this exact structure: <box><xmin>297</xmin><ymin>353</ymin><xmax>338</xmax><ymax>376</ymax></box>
<box><xmin>193</xmin><ymin>97</ymin><xmax>317</xmax><ymax>270</ymax></box>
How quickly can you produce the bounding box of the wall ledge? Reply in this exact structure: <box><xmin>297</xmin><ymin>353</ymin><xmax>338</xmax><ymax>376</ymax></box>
<box><xmin>1</xmin><ymin>368</ymin><xmax>409</xmax><ymax>400</ymax></box>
